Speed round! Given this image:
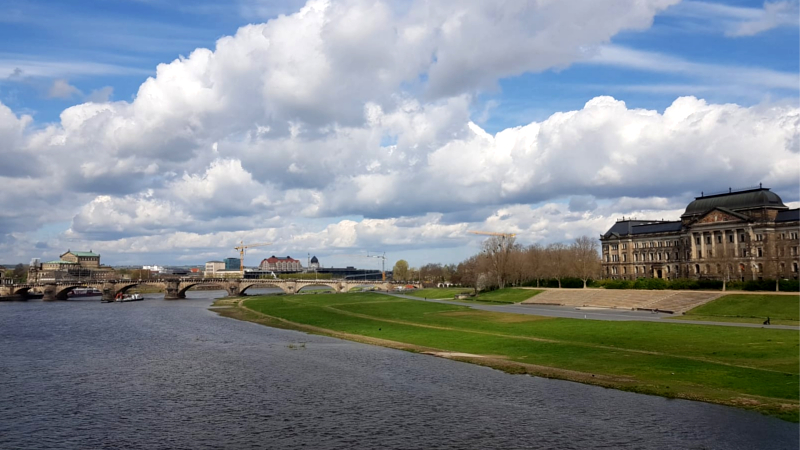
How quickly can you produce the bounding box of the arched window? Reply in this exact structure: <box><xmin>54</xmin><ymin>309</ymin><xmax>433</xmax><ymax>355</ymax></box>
<box><xmin>704</xmin><ymin>264</ymin><xmax>710</xmax><ymax>274</ymax></box>
<box><xmin>694</xmin><ymin>264</ymin><xmax>700</xmax><ymax>274</ymax></box>
<box><xmin>757</xmin><ymin>263</ymin><xmax>763</xmax><ymax>273</ymax></box>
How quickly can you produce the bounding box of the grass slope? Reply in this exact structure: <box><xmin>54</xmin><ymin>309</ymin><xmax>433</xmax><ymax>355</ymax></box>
<box><xmin>228</xmin><ymin>293</ymin><xmax>799</xmax><ymax>421</ymax></box>
<box><xmin>678</xmin><ymin>294</ymin><xmax>800</xmax><ymax>326</ymax></box>
<box><xmin>409</xmin><ymin>287</ymin><xmax>542</xmax><ymax>303</ymax></box>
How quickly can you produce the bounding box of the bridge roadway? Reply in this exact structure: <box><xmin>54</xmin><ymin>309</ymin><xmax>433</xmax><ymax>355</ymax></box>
<box><xmin>0</xmin><ymin>278</ymin><xmax>415</xmax><ymax>302</ymax></box>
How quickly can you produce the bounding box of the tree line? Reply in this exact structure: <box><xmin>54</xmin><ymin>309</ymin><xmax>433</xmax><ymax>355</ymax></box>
<box><xmin>392</xmin><ymin>235</ymin><xmax>601</xmax><ymax>291</ymax></box>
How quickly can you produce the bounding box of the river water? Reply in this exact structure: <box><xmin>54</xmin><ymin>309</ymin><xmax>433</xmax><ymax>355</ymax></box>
<box><xmin>1</xmin><ymin>291</ymin><xmax>797</xmax><ymax>449</ymax></box>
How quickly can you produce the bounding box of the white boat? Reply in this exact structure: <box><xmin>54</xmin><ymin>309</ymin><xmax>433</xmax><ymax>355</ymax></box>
<box><xmin>68</xmin><ymin>287</ymin><xmax>102</xmax><ymax>298</ymax></box>
<box><xmin>115</xmin><ymin>293</ymin><xmax>144</xmax><ymax>302</ymax></box>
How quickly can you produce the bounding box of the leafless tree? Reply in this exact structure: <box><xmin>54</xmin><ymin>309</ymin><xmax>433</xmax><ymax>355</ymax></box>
<box><xmin>570</xmin><ymin>236</ymin><xmax>601</xmax><ymax>288</ymax></box>
<box><xmin>481</xmin><ymin>235</ymin><xmax>518</xmax><ymax>289</ymax></box>
<box><xmin>544</xmin><ymin>243</ymin><xmax>570</xmax><ymax>288</ymax></box>
<box><xmin>524</xmin><ymin>244</ymin><xmax>545</xmax><ymax>287</ymax></box>
<box><xmin>456</xmin><ymin>255</ymin><xmax>484</xmax><ymax>294</ymax></box>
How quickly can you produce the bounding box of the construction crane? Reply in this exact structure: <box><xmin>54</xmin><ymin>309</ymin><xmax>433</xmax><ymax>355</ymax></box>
<box><xmin>233</xmin><ymin>241</ymin><xmax>271</xmax><ymax>272</ymax></box>
<box><xmin>342</xmin><ymin>252</ymin><xmax>387</xmax><ymax>281</ymax></box>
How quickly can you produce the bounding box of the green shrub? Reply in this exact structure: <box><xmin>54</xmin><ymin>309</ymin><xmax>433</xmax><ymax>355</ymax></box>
<box><xmin>726</xmin><ymin>280</ymin><xmax>744</xmax><ymax>290</ymax></box>
<box><xmin>743</xmin><ymin>279</ymin><xmax>776</xmax><ymax>291</ymax></box>
<box><xmin>779</xmin><ymin>279</ymin><xmax>800</xmax><ymax>292</ymax></box>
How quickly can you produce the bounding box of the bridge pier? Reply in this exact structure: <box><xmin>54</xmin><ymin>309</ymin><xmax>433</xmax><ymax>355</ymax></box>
<box><xmin>164</xmin><ymin>280</ymin><xmax>184</xmax><ymax>300</ymax></box>
<box><xmin>42</xmin><ymin>284</ymin><xmax>58</xmax><ymax>301</ymax></box>
<box><xmin>101</xmin><ymin>283</ymin><xmax>117</xmax><ymax>302</ymax></box>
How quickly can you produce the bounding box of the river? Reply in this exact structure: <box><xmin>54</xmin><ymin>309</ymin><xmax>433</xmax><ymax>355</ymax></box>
<box><xmin>1</xmin><ymin>290</ymin><xmax>797</xmax><ymax>449</ymax></box>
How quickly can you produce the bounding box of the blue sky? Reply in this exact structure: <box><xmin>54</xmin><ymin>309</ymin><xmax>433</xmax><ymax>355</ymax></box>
<box><xmin>0</xmin><ymin>0</ymin><xmax>798</xmax><ymax>267</ymax></box>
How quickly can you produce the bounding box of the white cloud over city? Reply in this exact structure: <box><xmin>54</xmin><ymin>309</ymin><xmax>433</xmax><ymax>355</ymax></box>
<box><xmin>0</xmin><ymin>0</ymin><xmax>797</xmax><ymax>266</ymax></box>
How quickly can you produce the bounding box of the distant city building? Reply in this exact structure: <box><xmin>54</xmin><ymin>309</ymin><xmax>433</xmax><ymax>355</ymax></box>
<box><xmin>260</xmin><ymin>256</ymin><xmax>302</xmax><ymax>273</ymax></box>
<box><xmin>143</xmin><ymin>265</ymin><xmax>163</xmax><ymax>272</ymax></box>
<box><xmin>59</xmin><ymin>250</ymin><xmax>100</xmax><ymax>268</ymax></box>
<box><xmin>204</xmin><ymin>261</ymin><xmax>225</xmax><ymax>277</ymax></box>
<box><xmin>600</xmin><ymin>186</ymin><xmax>799</xmax><ymax>281</ymax></box>
<box><xmin>309</xmin><ymin>256</ymin><xmax>320</xmax><ymax>270</ymax></box>
<box><xmin>35</xmin><ymin>250</ymin><xmax>114</xmax><ymax>282</ymax></box>
<box><xmin>224</xmin><ymin>257</ymin><xmax>240</xmax><ymax>271</ymax></box>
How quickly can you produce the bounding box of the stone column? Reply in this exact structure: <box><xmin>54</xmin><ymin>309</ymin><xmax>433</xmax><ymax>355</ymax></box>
<box><xmin>164</xmin><ymin>280</ymin><xmax>183</xmax><ymax>300</ymax></box>
<box><xmin>102</xmin><ymin>283</ymin><xmax>117</xmax><ymax>302</ymax></box>
<box><xmin>226</xmin><ymin>281</ymin><xmax>242</xmax><ymax>297</ymax></box>
<box><xmin>42</xmin><ymin>283</ymin><xmax>57</xmax><ymax>302</ymax></box>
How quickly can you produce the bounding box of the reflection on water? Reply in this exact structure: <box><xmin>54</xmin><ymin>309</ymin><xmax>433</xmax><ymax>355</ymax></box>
<box><xmin>0</xmin><ymin>292</ymin><xmax>796</xmax><ymax>449</ymax></box>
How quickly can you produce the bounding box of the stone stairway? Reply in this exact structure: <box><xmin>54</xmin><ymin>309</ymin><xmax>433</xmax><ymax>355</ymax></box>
<box><xmin>521</xmin><ymin>289</ymin><xmax>722</xmax><ymax>314</ymax></box>
<box><xmin>638</xmin><ymin>292</ymin><xmax>722</xmax><ymax>314</ymax></box>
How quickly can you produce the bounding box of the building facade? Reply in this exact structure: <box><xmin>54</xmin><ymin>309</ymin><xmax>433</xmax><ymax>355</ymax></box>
<box><xmin>33</xmin><ymin>250</ymin><xmax>114</xmax><ymax>282</ymax></box>
<box><xmin>224</xmin><ymin>257</ymin><xmax>240</xmax><ymax>271</ymax></box>
<box><xmin>204</xmin><ymin>261</ymin><xmax>225</xmax><ymax>277</ymax></box>
<box><xmin>259</xmin><ymin>256</ymin><xmax>302</xmax><ymax>273</ymax></box>
<box><xmin>600</xmin><ymin>187</ymin><xmax>799</xmax><ymax>281</ymax></box>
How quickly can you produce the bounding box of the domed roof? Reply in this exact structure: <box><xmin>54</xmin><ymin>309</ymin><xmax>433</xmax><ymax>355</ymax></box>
<box><xmin>682</xmin><ymin>187</ymin><xmax>787</xmax><ymax>218</ymax></box>
<box><xmin>310</xmin><ymin>256</ymin><xmax>319</xmax><ymax>263</ymax></box>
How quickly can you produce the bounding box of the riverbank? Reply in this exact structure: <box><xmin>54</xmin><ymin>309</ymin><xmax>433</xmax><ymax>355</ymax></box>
<box><xmin>212</xmin><ymin>293</ymin><xmax>799</xmax><ymax>422</ymax></box>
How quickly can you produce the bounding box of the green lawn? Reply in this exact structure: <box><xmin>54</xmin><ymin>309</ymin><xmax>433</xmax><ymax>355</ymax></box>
<box><xmin>677</xmin><ymin>294</ymin><xmax>799</xmax><ymax>326</ymax></box>
<box><xmin>409</xmin><ymin>288</ymin><xmax>469</xmax><ymax>299</ymax></box>
<box><xmin>476</xmin><ymin>288</ymin><xmax>543</xmax><ymax>303</ymax></box>
<box><xmin>407</xmin><ymin>287</ymin><xmax>542</xmax><ymax>303</ymax></box>
<box><xmin>234</xmin><ymin>292</ymin><xmax>799</xmax><ymax>421</ymax></box>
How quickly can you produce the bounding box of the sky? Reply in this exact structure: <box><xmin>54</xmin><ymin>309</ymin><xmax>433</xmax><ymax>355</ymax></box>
<box><xmin>0</xmin><ymin>0</ymin><xmax>798</xmax><ymax>270</ymax></box>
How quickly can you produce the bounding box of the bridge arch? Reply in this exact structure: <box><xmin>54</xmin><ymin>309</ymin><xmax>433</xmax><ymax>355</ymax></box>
<box><xmin>177</xmin><ymin>282</ymin><xmax>229</xmax><ymax>297</ymax></box>
<box><xmin>343</xmin><ymin>283</ymin><xmax>380</xmax><ymax>293</ymax></box>
<box><xmin>12</xmin><ymin>286</ymin><xmax>33</xmax><ymax>297</ymax></box>
<box><xmin>296</xmin><ymin>282</ymin><xmax>340</xmax><ymax>293</ymax></box>
<box><xmin>239</xmin><ymin>282</ymin><xmax>291</xmax><ymax>295</ymax></box>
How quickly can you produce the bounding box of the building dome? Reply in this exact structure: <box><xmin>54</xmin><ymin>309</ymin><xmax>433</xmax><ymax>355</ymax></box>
<box><xmin>310</xmin><ymin>256</ymin><xmax>319</xmax><ymax>263</ymax></box>
<box><xmin>682</xmin><ymin>187</ymin><xmax>787</xmax><ymax>218</ymax></box>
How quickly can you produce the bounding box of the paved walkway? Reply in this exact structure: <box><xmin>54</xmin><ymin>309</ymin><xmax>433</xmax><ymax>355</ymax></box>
<box><xmin>385</xmin><ymin>293</ymin><xmax>799</xmax><ymax>330</ymax></box>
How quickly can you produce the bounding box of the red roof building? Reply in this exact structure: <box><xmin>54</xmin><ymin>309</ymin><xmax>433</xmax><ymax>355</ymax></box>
<box><xmin>259</xmin><ymin>256</ymin><xmax>302</xmax><ymax>272</ymax></box>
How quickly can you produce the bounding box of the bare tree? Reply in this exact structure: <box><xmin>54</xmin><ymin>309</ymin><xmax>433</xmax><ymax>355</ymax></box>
<box><xmin>544</xmin><ymin>243</ymin><xmax>570</xmax><ymax>288</ymax></box>
<box><xmin>456</xmin><ymin>255</ymin><xmax>484</xmax><ymax>294</ymax></box>
<box><xmin>525</xmin><ymin>244</ymin><xmax>545</xmax><ymax>287</ymax></box>
<box><xmin>570</xmin><ymin>236</ymin><xmax>601</xmax><ymax>288</ymax></box>
<box><xmin>481</xmin><ymin>235</ymin><xmax>518</xmax><ymax>289</ymax></box>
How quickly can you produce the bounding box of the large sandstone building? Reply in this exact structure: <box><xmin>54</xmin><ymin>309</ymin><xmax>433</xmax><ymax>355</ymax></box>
<box><xmin>600</xmin><ymin>186</ymin><xmax>799</xmax><ymax>281</ymax></box>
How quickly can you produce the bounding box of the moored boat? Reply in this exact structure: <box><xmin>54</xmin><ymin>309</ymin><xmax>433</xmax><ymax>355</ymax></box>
<box><xmin>115</xmin><ymin>293</ymin><xmax>143</xmax><ymax>302</ymax></box>
<box><xmin>68</xmin><ymin>287</ymin><xmax>102</xmax><ymax>298</ymax></box>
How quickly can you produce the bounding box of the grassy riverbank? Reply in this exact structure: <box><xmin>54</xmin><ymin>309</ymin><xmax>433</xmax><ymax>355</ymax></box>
<box><xmin>409</xmin><ymin>287</ymin><xmax>543</xmax><ymax>304</ymax></box>
<box><xmin>213</xmin><ymin>293</ymin><xmax>799</xmax><ymax>422</ymax></box>
<box><xmin>673</xmin><ymin>294</ymin><xmax>800</xmax><ymax>326</ymax></box>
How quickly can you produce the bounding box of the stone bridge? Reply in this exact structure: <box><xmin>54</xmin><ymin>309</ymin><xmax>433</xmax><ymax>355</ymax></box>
<box><xmin>0</xmin><ymin>278</ymin><xmax>420</xmax><ymax>302</ymax></box>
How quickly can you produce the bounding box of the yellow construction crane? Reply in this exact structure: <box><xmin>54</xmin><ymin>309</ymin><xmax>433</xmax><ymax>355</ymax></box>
<box><xmin>234</xmin><ymin>241</ymin><xmax>271</xmax><ymax>272</ymax></box>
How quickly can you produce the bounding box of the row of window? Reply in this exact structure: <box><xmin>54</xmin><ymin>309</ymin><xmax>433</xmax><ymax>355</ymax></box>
<box><xmin>606</xmin><ymin>230</ymin><xmax>800</xmax><ymax>254</ymax></box>
<box><xmin>608</xmin><ymin>262</ymin><xmax>800</xmax><ymax>276</ymax></box>
<box><xmin>692</xmin><ymin>262</ymin><xmax>799</xmax><ymax>275</ymax></box>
